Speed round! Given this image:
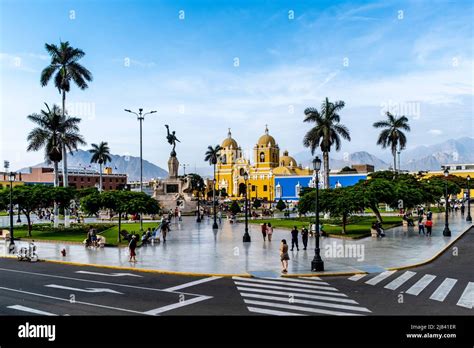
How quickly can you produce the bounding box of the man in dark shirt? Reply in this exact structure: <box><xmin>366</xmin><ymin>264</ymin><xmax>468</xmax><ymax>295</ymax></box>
<box><xmin>301</xmin><ymin>227</ymin><xmax>309</xmax><ymax>250</ymax></box>
<box><xmin>291</xmin><ymin>226</ymin><xmax>299</xmax><ymax>251</ymax></box>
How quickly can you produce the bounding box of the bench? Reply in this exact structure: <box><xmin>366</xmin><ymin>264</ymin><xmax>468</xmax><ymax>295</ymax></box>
<box><xmin>371</xmin><ymin>228</ymin><xmax>378</xmax><ymax>238</ymax></box>
<box><xmin>0</xmin><ymin>229</ymin><xmax>10</xmax><ymax>239</ymax></box>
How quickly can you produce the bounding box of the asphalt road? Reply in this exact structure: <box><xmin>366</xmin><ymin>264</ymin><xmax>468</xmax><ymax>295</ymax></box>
<box><xmin>0</xmin><ymin>227</ymin><xmax>471</xmax><ymax>316</ymax></box>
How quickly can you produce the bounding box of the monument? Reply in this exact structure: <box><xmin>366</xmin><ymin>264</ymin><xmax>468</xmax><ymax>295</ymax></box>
<box><xmin>152</xmin><ymin>125</ymin><xmax>197</xmax><ymax>213</ymax></box>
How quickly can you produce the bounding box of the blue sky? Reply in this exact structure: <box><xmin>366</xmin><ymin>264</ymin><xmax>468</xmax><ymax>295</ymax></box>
<box><xmin>1</xmin><ymin>0</ymin><xmax>473</xmax><ymax>171</ymax></box>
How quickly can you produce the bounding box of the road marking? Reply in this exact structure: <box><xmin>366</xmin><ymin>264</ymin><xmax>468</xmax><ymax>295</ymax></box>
<box><xmin>76</xmin><ymin>271</ymin><xmax>143</xmax><ymax>278</ymax></box>
<box><xmin>162</xmin><ymin>277</ymin><xmax>222</xmax><ymax>292</ymax></box>
<box><xmin>0</xmin><ymin>267</ymin><xmax>200</xmax><ymax>296</ymax></box>
<box><xmin>406</xmin><ymin>274</ymin><xmax>437</xmax><ymax>296</ymax></box>
<box><xmin>243</xmin><ymin>299</ymin><xmax>364</xmax><ymax>316</ymax></box>
<box><xmin>45</xmin><ymin>284</ymin><xmax>123</xmax><ymax>294</ymax></box>
<box><xmin>384</xmin><ymin>271</ymin><xmax>417</xmax><ymax>290</ymax></box>
<box><xmin>365</xmin><ymin>271</ymin><xmax>397</xmax><ymax>286</ymax></box>
<box><xmin>299</xmin><ymin>277</ymin><xmax>322</xmax><ymax>281</ymax></box>
<box><xmin>348</xmin><ymin>274</ymin><xmax>366</xmax><ymax>281</ymax></box>
<box><xmin>429</xmin><ymin>278</ymin><xmax>458</xmax><ymax>302</ymax></box>
<box><xmin>234</xmin><ymin>281</ymin><xmax>347</xmax><ymax>297</ymax></box>
<box><xmin>0</xmin><ymin>287</ymin><xmax>145</xmax><ymax>315</ymax></box>
<box><xmin>236</xmin><ymin>287</ymin><xmax>358</xmax><ymax>304</ymax></box>
<box><xmin>262</xmin><ymin>277</ymin><xmax>329</xmax><ymax>285</ymax></box>
<box><xmin>143</xmin><ymin>295</ymin><xmax>211</xmax><ymax>315</ymax></box>
<box><xmin>232</xmin><ymin>277</ymin><xmax>338</xmax><ymax>291</ymax></box>
<box><xmin>456</xmin><ymin>282</ymin><xmax>474</xmax><ymax>309</ymax></box>
<box><xmin>247</xmin><ymin>306</ymin><xmax>307</xmax><ymax>316</ymax></box>
<box><xmin>7</xmin><ymin>305</ymin><xmax>57</xmax><ymax>316</ymax></box>
<box><xmin>240</xmin><ymin>293</ymin><xmax>371</xmax><ymax>313</ymax></box>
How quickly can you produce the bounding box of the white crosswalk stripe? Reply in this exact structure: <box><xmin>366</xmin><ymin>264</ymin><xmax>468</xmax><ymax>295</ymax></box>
<box><xmin>406</xmin><ymin>274</ymin><xmax>437</xmax><ymax>296</ymax></box>
<box><xmin>234</xmin><ymin>276</ymin><xmax>370</xmax><ymax>316</ymax></box>
<box><xmin>430</xmin><ymin>278</ymin><xmax>458</xmax><ymax>302</ymax></box>
<box><xmin>365</xmin><ymin>271</ymin><xmax>397</xmax><ymax>285</ymax></box>
<box><xmin>456</xmin><ymin>282</ymin><xmax>474</xmax><ymax>309</ymax></box>
<box><xmin>348</xmin><ymin>274</ymin><xmax>367</xmax><ymax>281</ymax></box>
<box><xmin>384</xmin><ymin>271</ymin><xmax>417</xmax><ymax>290</ymax></box>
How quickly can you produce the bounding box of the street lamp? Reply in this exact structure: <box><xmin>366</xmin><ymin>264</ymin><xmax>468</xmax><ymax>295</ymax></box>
<box><xmin>443</xmin><ymin>169</ymin><xmax>451</xmax><ymax>237</ymax></box>
<box><xmin>196</xmin><ymin>181</ymin><xmax>202</xmax><ymax>223</ymax></box>
<box><xmin>8</xmin><ymin>172</ymin><xmax>16</xmax><ymax>250</ymax></box>
<box><xmin>212</xmin><ymin>178</ymin><xmax>218</xmax><ymax>229</ymax></box>
<box><xmin>466</xmin><ymin>175</ymin><xmax>472</xmax><ymax>222</ymax></box>
<box><xmin>125</xmin><ymin>108</ymin><xmax>157</xmax><ymax>231</ymax></box>
<box><xmin>311</xmin><ymin>156</ymin><xmax>324</xmax><ymax>272</ymax></box>
<box><xmin>243</xmin><ymin>172</ymin><xmax>251</xmax><ymax>242</ymax></box>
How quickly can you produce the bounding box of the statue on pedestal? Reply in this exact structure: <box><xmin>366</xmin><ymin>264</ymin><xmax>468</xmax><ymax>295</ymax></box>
<box><xmin>165</xmin><ymin>125</ymin><xmax>180</xmax><ymax>157</ymax></box>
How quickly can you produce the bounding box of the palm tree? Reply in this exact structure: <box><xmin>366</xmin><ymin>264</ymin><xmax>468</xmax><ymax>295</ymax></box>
<box><xmin>41</xmin><ymin>41</ymin><xmax>92</xmax><ymax>227</ymax></box>
<box><xmin>26</xmin><ymin>103</ymin><xmax>86</xmax><ymax>226</ymax></box>
<box><xmin>303</xmin><ymin>97</ymin><xmax>351</xmax><ymax>189</ymax></box>
<box><xmin>204</xmin><ymin>145</ymin><xmax>222</xmax><ymax>229</ymax></box>
<box><xmin>373</xmin><ymin>111</ymin><xmax>411</xmax><ymax>173</ymax></box>
<box><xmin>88</xmin><ymin>142</ymin><xmax>112</xmax><ymax>192</ymax></box>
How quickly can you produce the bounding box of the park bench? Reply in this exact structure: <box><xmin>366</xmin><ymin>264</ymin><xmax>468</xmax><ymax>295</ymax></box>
<box><xmin>0</xmin><ymin>229</ymin><xmax>10</xmax><ymax>239</ymax></box>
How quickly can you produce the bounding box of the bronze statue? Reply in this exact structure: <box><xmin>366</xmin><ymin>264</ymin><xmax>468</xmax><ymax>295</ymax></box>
<box><xmin>165</xmin><ymin>124</ymin><xmax>180</xmax><ymax>156</ymax></box>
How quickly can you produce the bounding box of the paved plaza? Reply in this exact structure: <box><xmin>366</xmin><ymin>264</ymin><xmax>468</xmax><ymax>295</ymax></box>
<box><xmin>1</xmin><ymin>212</ymin><xmax>471</xmax><ymax>275</ymax></box>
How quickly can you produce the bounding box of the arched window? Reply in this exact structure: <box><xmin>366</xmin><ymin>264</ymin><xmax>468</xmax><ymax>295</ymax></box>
<box><xmin>276</xmin><ymin>183</ymin><xmax>282</xmax><ymax>199</ymax></box>
<box><xmin>295</xmin><ymin>182</ymin><xmax>301</xmax><ymax>197</ymax></box>
<box><xmin>239</xmin><ymin>168</ymin><xmax>245</xmax><ymax>176</ymax></box>
<box><xmin>221</xmin><ymin>154</ymin><xmax>227</xmax><ymax>164</ymax></box>
<box><xmin>260</xmin><ymin>152</ymin><xmax>265</xmax><ymax>162</ymax></box>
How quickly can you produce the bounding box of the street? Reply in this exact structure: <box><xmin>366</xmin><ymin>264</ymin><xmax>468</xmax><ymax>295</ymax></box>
<box><xmin>0</xmin><ymin>227</ymin><xmax>472</xmax><ymax>316</ymax></box>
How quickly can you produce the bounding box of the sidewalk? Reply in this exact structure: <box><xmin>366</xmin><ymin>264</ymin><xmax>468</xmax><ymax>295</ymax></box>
<box><xmin>1</xmin><ymin>213</ymin><xmax>471</xmax><ymax>276</ymax></box>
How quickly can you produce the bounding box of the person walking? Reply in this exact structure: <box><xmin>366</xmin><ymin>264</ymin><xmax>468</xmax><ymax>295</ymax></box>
<box><xmin>425</xmin><ymin>219</ymin><xmax>433</xmax><ymax>236</ymax></box>
<box><xmin>280</xmin><ymin>239</ymin><xmax>290</xmax><ymax>274</ymax></box>
<box><xmin>178</xmin><ymin>209</ymin><xmax>182</xmax><ymax>222</ymax></box>
<box><xmin>267</xmin><ymin>223</ymin><xmax>273</xmax><ymax>241</ymax></box>
<box><xmin>129</xmin><ymin>235</ymin><xmax>137</xmax><ymax>262</ymax></box>
<box><xmin>261</xmin><ymin>223</ymin><xmax>267</xmax><ymax>241</ymax></box>
<box><xmin>301</xmin><ymin>227</ymin><xmax>309</xmax><ymax>250</ymax></box>
<box><xmin>417</xmin><ymin>215</ymin><xmax>425</xmax><ymax>235</ymax></box>
<box><xmin>290</xmin><ymin>226</ymin><xmax>299</xmax><ymax>251</ymax></box>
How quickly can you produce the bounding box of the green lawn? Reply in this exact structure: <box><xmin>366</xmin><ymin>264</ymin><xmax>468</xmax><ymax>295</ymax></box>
<box><xmin>249</xmin><ymin>216</ymin><xmax>402</xmax><ymax>239</ymax></box>
<box><xmin>12</xmin><ymin>222</ymin><xmax>160</xmax><ymax>246</ymax></box>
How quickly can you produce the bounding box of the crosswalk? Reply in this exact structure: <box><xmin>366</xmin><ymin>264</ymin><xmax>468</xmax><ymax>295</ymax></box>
<box><xmin>233</xmin><ymin>276</ymin><xmax>372</xmax><ymax>316</ymax></box>
<box><xmin>348</xmin><ymin>271</ymin><xmax>473</xmax><ymax>310</ymax></box>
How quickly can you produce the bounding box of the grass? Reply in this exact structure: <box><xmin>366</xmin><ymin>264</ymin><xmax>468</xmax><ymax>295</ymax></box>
<box><xmin>248</xmin><ymin>216</ymin><xmax>402</xmax><ymax>239</ymax></box>
<box><xmin>12</xmin><ymin>221</ymin><xmax>161</xmax><ymax>246</ymax></box>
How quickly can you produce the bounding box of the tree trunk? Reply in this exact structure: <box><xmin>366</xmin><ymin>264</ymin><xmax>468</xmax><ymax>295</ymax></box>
<box><xmin>99</xmin><ymin>163</ymin><xmax>103</xmax><ymax>192</ymax></box>
<box><xmin>53</xmin><ymin>161</ymin><xmax>59</xmax><ymax>228</ymax></box>
<box><xmin>323</xmin><ymin>151</ymin><xmax>330</xmax><ymax>189</ymax></box>
<box><xmin>26</xmin><ymin>213</ymin><xmax>32</xmax><ymax>237</ymax></box>
<box><xmin>118</xmin><ymin>213</ymin><xmax>122</xmax><ymax>243</ymax></box>
<box><xmin>392</xmin><ymin>147</ymin><xmax>397</xmax><ymax>173</ymax></box>
<box><xmin>370</xmin><ymin>204</ymin><xmax>383</xmax><ymax>223</ymax></box>
<box><xmin>61</xmin><ymin>90</ymin><xmax>71</xmax><ymax>227</ymax></box>
<box><xmin>342</xmin><ymin>213</ymin><xmax>347</xmax><ymax>234</ymax></box>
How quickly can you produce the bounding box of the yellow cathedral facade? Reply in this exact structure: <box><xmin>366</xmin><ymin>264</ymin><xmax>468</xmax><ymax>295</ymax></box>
<box><xmin>216</xmin><ymin>126</ymin><xmax>312</xmax><ymax>201</ymax></box>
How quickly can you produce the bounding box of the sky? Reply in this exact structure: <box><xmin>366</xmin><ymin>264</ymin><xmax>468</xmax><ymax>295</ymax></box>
<box><xmin>0</xmin><ymin>0</ymin><xmax>473</xmax><ymax>171</ymax></box>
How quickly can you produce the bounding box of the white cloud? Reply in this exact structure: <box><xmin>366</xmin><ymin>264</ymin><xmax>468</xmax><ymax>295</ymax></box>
<box><xmin>428</xmin><ymin>129</ymin><xmax>443</xmax><ymax>136</ymax></box>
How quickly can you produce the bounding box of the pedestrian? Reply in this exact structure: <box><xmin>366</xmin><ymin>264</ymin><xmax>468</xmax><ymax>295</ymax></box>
<box><xmin>461</xmin><ymin>204</ymin><xmax>465</xmax><ymax>215</ymax></box>
<box><xmin>426</xmin><ymin>209</ymin><xmax>432</xmax><ymax>221</ymax></box>
<box><xmin>280</xmin><ymin>239</ymin><xmax>290</xmax><ymax>274</ymax></box>
<box><xmin>261</xmin><ymin>223</ymin><xmax>267</xmax><ymax>241</ymax></box>
<box><xmin>301</xmin><ymin>227</ymin><xmax>309</xmax><ymax>250</ymax></box>
<box><xmin>267</xmin><ymin>223</ymin><xmax>273</xmax><ymax>241</ymax></box>
<box><xmin>417</xmin><ymin>215</ymin><xmax>425</xmax><ymax>235</ymax></box>
<box><xmin>290</xmin><ymin>226</ymin><xmax>299</xmax><ymax>251</ymax></box>
<box><xmin>218</xmin><ymin>210</ymin><xmax>222</xmax><ymax>224</ymax></box>
<box><xmin>425</xmin><ymin>219</ymin><xmax>433</xmax><ymax>236</ymax></box>
<box><xmin>178</xmin><ymin>209</ymin><xmax>182</xmax><ymax>222</ymax></box>
<box><xmin>161</xmin><ymin>219</ymin><xmax>169</xmax><ymax>243</ymax></box>
<box><xmin>129</xmin><ymin>235</ymin><xmax>137</xmax><ymax>262</ymax></box>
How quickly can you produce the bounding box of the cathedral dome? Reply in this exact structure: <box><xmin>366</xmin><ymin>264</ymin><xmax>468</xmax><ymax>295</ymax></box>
<box><xmin>221</xmin><ymin>129</ymin><xmax>238</xmax><ymax>149</ymax></box>
<box><xmin>257</xmin><ymin>125</ymin><xmax>276</xmax><ymax>147</ymax></box>
<box><xmin>279</xmin><ymin>150</ymin><xmax>297</xmax><ymax>167</ymax></box>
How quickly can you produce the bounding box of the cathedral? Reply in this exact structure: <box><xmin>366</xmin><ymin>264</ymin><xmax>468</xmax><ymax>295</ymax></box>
<box><xmin>215</xmin><ymin>126</ymin><xmax>312</xmax><ymax>201</ymax></box>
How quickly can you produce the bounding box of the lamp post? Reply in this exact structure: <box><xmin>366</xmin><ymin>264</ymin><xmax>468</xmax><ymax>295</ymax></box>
<box><xmin>125</xmin><ymin>108</ymin><xmax>157</xmax><ymax>231</ymax></box>
<box><xmin>466</xmin><ymin>175</ymin><xmax>472</xmax><ymax>222</ymax></box>
<box><xmin>443</xmin><ymin>169</ymin><xmax>451</xmax><ymax>237</ymax></box>
<box><xmin>311</xmin><ymin>156</ymin><xmax>324</xmax><ymax>272</ymax></box>
<box><xmin>196</xmin><ymin>181</ymin><xmax>202</xmax><ymax>223</ymax></box>
<box><xmin>212</xmin><ymin>178</ymin><xmax>218</xmax><ymax>229</ymax></box>
<box><xmin>8</xmin><ymin>172</ymin><xmax>16</xmax><ymax>250</ymax></box>
<box><xmin>243</xmin><ymin>172</ymin><xmax>251</xmax><ymax>242</ymax></box>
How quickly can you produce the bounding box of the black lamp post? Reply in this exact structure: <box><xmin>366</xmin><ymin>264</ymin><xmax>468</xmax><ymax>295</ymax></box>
<box><xmin>8</xmin><ymin>172</ymin><xmax>16</xmax><ymax>249</ymax></box>
<box><xmin>466</xmin><ymin>175</ymin><xmax>472</xmax><ymax>222</ymax></box>
<box><xmin>212</xmin><ymin>178</ymin><xmax>218</xmax><ymax>229</ymax></box>
<box><xmin>196</xmin><ymin>182</ymin><xmax>202</xmax><ymax>223</ymax></box>
<box><xmin>17</xmin><ymin>205</ymin><xmax>21</xmax><ymax>223</ymax></box>
<box><xmin>243</xmin><ymin>172</ymin><xmax>251</xmax><ymax>242</ymax></box>
<box><xmin>443</xmin><ymin>168</ymin><xmax>451</xmax><ymax>237</ymax></box>
<box><xmin>311</xmin><ymin>156</ymin><xmax>324</xmax><ymax>272</ymax></box>
<box><xmin>125</xmin><ymin>108</ymin><xmax>157</xmax><ymax>231</ymax></box>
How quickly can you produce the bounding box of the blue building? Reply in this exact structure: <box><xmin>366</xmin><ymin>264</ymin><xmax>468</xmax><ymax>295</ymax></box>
<box><xmin>274</xmin><ymin>173</ymin><xmax>368</xmax><ymax>201</ymax></box>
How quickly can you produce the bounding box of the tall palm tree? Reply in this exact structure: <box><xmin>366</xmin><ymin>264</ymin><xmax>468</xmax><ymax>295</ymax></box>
<box><xmin>41</xmin><ymin>41</ymin><xmax>92</xmax><ymax>225</ymax></box>
<box><xmin>204</xmin><ymin>145</ymin><xmax>222</xmax><ymax>229</ymax></box>
<box><xmin>303</xmin><ymin>97</ymin><xmax>351</xmax><ymax>189</ymax></box>
<box><xmin>26</xmin><ymin>103</ymin><xmax>86</xmax><ymax>226</ymax></box>
<box><xmin>88</xmin><ymin>142</ymin><xmax>112</xmax><ymax>192</ymax></box>
<box><xmin>373</xmin><ymin>111</ymin><xmax>410</xmax><ymax>173</ymax></box>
